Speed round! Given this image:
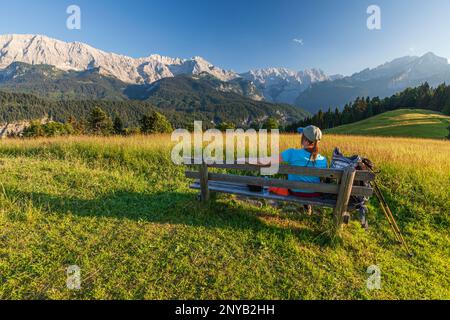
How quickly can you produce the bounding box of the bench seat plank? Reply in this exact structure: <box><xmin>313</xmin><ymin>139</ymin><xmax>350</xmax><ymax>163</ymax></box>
<box><xmin>190</xmin><ymin>181</ymin><xmax>342</xmax><ymax>208</ymax></box>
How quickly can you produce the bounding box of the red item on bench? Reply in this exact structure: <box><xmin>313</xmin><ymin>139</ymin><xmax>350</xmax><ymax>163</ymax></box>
<box><xmin>269</xmin><ymin>187</ymin><xmax>290</xmax><ymax>196</ymax></box>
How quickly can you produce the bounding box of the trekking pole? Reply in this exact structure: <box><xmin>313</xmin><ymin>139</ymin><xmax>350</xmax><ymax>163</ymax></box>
<box><xmin>376</xmin><ymin>185</ymin><xmax>413</xmax><ymax>257</ymax></box>
<box><xmin>373</xmin><ymin>185</ymin><xmax>403</xmax><ymax>244</ymax></box>
<box><xmin>373</xmin><ymin>183</ymin><xmax>413</xmax><ymax>257</ymax></box>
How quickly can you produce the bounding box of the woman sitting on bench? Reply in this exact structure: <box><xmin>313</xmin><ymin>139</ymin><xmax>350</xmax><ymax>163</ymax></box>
<box><xmin>279</xmin><ymin>125</ymin><xmax>328</xmax><ymax>199</ymax></box>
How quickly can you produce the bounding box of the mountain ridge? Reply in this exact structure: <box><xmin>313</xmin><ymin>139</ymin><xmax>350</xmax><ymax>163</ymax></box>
<box><xmin>2</xmin><ymin>34</ymin><xmax>450</xmax><ymax>114</ymax></box>
<box><xmin>0</xmin><ymin>61</ymin><xmax>267</xmax><ymax>102</ymax></box>
<box><xmin>0</xmin><ymin>34</ymin><xmax>334</xmax><ymax>103</ymax></box>
<box><xmin>296</xmin><ymin>52</ymin><xmax>450</xmax><ymax>113</ymax></box>
<box><xmin>0</xmin><ymin>34</ymin><xmax>239</xmax><ymax>84</ymax></box>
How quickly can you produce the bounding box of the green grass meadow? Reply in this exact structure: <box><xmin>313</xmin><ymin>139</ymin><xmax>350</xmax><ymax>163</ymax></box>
<box><xmin>0</xmin><ymin>135</ymin><xmax>449</xmax><ymax>300</ymax></box>
<box><xmin>326</xmin><ymin>109</ymin><xmax>450</xmax><ymax>139</ymax></box>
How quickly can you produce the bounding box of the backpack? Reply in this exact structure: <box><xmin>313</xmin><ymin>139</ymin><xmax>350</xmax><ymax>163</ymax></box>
<box><xmin>330</xmin><ymin>148</ymin><xmax>376</xmax><ymax>230</ymax></box>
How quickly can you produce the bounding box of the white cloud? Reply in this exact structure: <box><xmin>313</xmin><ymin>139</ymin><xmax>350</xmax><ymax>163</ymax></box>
<box><xmin>293</xmin><ymin>38</ymin><xmax>304</xmax><ymax>46</ymax></box>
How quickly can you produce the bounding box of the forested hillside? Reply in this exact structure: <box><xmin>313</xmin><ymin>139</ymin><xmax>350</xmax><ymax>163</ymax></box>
<box><xmin>0</xmin><ymin>90</ymin><xmax>307</xmax><ymax>129</ymax></box>
<box><xmin>126</xmin><ymin>75</ymin><xmax>308</xmax><ymax>126</ymax></box>
<box><xmin>289</xmin><ymin>82</ymin><xmax>450</xmax><ymax>132</ymax></box>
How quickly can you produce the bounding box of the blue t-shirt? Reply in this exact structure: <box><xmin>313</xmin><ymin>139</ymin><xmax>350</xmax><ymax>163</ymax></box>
<box><xmin>281</xmin><ymin>148</ymin><xmax>328</xmax><ymax>193</ymax></box>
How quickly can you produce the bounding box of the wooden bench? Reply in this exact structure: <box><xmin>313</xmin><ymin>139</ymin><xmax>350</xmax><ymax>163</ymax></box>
<box><xmin>185</xmin><ymin>162</ymin><xmax>375</xmax><ymax>228</ymax></box>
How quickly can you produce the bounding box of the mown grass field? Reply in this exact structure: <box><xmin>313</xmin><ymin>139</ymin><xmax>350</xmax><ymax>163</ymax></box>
<box><xmin>326</xmin><ymin>109</ymin><xmax>450</xmax><ymax>139</ymax></box>
<box><xmin>0</xmin><ymin>134</ymin><xmax>449</xmax><ymax>300</ymax></box>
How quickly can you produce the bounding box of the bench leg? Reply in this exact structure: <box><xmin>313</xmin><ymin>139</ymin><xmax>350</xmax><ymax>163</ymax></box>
<box><xmin>199</xmin><ymin>163</ymin><xmax>210</xmax><ymax>202</ymax></box>
<box><xmin>333</xmin><ymin>167</ymin><xmax>356</xmax><ymax>231</ymax></box>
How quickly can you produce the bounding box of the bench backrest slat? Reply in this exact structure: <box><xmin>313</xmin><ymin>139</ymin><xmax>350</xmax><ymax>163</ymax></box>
<box><xmin>195</xmin><ymin>163</ymin><xmax>375</xmax><ymax>182</ymax></box>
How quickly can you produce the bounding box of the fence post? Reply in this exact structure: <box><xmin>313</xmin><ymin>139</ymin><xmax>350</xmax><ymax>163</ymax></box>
<box><xmin>333</xmin><ymin>166</ymin><xmax>356</xmax><ymax>230</ymax></box>
<box><xmin>199</xmin><ymin>162</ymin><xmax>210</xmax><ymax>202</ymax></box>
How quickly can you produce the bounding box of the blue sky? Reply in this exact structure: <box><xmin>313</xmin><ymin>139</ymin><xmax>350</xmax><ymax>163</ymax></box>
<box><xmin>1</xmin><ymin>0</ymin><xmax>450</xmax><ymax>75</ymax></box>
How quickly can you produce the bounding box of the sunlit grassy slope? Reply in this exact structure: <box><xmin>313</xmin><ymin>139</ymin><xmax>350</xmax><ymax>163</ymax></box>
<box><xmin>326</xmin><ymin>109</ymin><xmax>450</xmax><ymax>139</ymax></box>
<box><xmin>0</xmin><ymin>135</ymin><xmax>449</xmax><ymax>299</ymax></box>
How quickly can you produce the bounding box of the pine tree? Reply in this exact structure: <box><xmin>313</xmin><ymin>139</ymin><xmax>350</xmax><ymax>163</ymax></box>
<box><xmin>334</xmin><ymin>107</ymin><xmax>341</xmax><ymax>126</ymax></box>
<box><xmin>262</xmin><ymin>117</ymin><xmax>279</xmax><ymax>130</ymax></box>
<box><xmin>443</xmin><ymin>98</ymin><xmax>450</xmax><ymax>116</ymax></box>
<box><xmin>316</xmin><ymin>110</ymin><xmax>324</xmax><ymax>128</ymax></box>
<box><xmin>365</xmin><ymin>103</ymin><xmax>374</xmax><ymax>118</ymax></box>
<box><xmin>113</xmin><ymin>116</ymin><xmax>124</xmax><ymax>135</ymax></box>
<box><xmin>140</xmin><ymin>111</ymin><xmax>173</xmax><ymax>134</ymax></box>
<box><xmin>217</xmin><ymin>122</ymin><xmax>236</xmax><ymax>131</ymax></box>
<box><xmin>88</xmin><ymin>107</ymin><xmax>113</xmax><ymax>135</ymax></box>
<box><xmin>76</xmin><ymin>117</ymin><xmax>88</xmax><ymax>135</ymax></box>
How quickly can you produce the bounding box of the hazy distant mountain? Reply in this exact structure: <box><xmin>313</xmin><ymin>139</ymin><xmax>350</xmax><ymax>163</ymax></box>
<box><xmin>296</xmin><ymin>52</ymin><xmax>450</xmax><ymax>113</ymax></box>
<box><xmin>0</xmin><ymin>34</ymin><xmax>239</xmax><ymax>84</ymax></box>
<box><xmin>240</xmin><ymin>67</ymin><xmax>329</xmax><ymax>105</ymax></box>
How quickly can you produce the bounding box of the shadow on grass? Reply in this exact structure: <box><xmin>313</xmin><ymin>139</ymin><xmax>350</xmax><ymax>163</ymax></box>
<box><xmin>6</xmin><ymin>188</ymin><xmax>336</xmax><ymax>247</ymax></box>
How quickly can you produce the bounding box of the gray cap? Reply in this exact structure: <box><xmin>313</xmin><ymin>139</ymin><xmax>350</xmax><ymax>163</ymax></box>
<box><xmin>297</xmin><ymin>125</ymin><xmax>323</xmax><ymax>142</ymax></box>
